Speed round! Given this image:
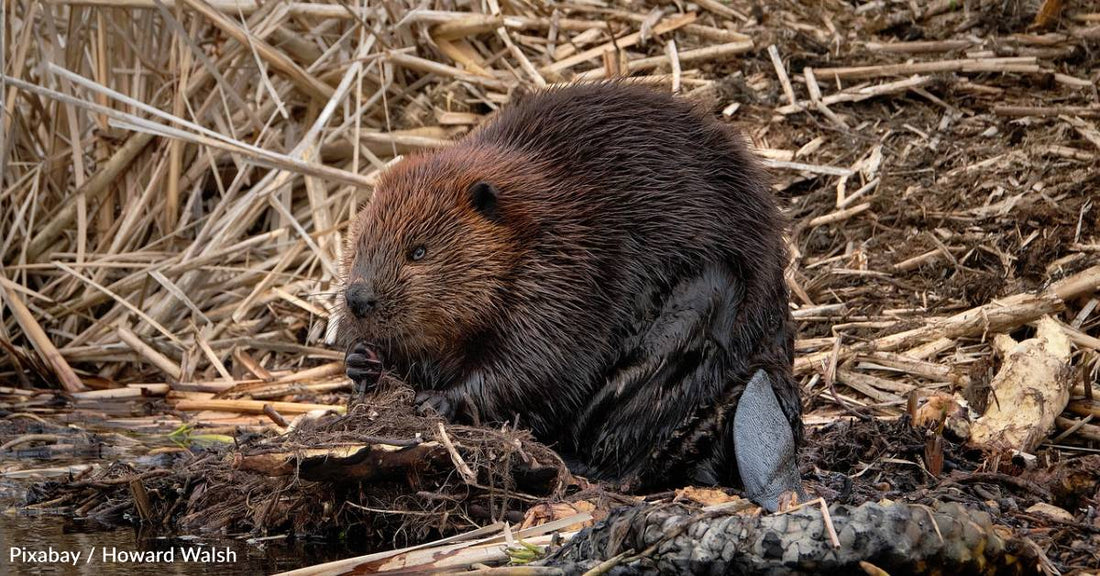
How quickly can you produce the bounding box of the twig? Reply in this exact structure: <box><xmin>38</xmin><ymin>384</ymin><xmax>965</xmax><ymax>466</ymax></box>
<box><xmin>438</xmin><ymin>422</ymin><xmax>479</xmax><ymax>485</ymax></box>
<box><xmin>0</xmin><ymin>276</ymin><xmax>85</xmax><ymax>392</ymax></box>
<box><xmin>815</xmin><ymin>57</ymin><xmax>1039</xmax><ymax>81</ymax></box>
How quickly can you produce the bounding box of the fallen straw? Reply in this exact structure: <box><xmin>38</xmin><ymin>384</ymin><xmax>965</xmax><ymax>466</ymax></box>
<box><xmin>0</xmin><ymin>276</ymin><xmax>86</xmax><ymax>392</ymax></box>
<box><xmin>814</xmin><ymin>56</ymin><xmax>1040</xmax><ymax>81</ymax></box>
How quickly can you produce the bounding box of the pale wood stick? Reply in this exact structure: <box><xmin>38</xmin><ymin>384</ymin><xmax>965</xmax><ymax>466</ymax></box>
<box><xmin>803</xmin><ymin>67</ymin><xmax>848</xmax><ymax>128</ymax></box>
<box><xmin>433</xmin><ymin>38</ymin><xmax>492</xmax><ymax>77</ymax></box>
<box><xmin>0</xmin><ymin>386</ymin><xmax>43</xmax><ymax>397</ymax></box>
<box><xmin>357</xmin><ymin>130</ymin><xmax>451</xmax><ymax>151</ymax></box>
<box><xmin>838</xmin><ymin>178</ymin><xmax>879</xmax><ymax>209</ymax></box>
<box><xmin>777</xmin><ymin>75</ymin><xmax>937</xmax><ymax>114</ymax></box>
<box><xmin>436</xmin><ymin>111</ymin><xmax>484</xmax><ymax>125</ymax></box>
<box><xmin>804</xmin><ymin>67</ymin><xmax>823</xmax><ymax>104</ymax></box>
<box><xmin>995</xmin><ymin>105</ymin><xmax>1100</xmax><ymax>117</ymax></box>
<box><xmin>72</xmin><ymin>385</ymin><xmax>170</xmax><ymax>400</ymax></box>
<box><xmin>540</xmin><ymin>12</ymin><xmax>697</xmax><ymax>75</ymax></box>
<box><xmin>814</xmin><ymin>57</ymin><xmax>1039</xmax><ymax>81</ymax></box>
<box><xmin>761</xmin><ymin>158</ymin><xmax>855</xmax><ymax>177</ymax></box>
<box><xmin>864</xmin><ymin>40</ymin><xmax>973</xmax><ymax>53</ymax></box>
<box><xmin>553</xmin><ymin>27</ymin><xmax>603</xmax><ymax>60</ymax></box>
<box><xmin>1053</xmin><ymin>70</ymin><xmax>1095</xmax><ymax>87</ymax></box>
<box><xmin>270</xmin><ymin>25</ymin><xmax>323</xmax><ymax>64</ymax></box>
<box><xmin>510</xmin><ymin>13</ymin><xmax>748</xmax><ymax>45</ymax></box>
<box><xmin>904</xmin><ymin>338</ymin><xmax>957</xmax><ymax>360</ymax></box>
<box><xmin>893</xmin><ymin>247</ymin><xmax>965</xmax><ymax>272</ymax></box>
<box><xmin>437</xmin><ymin>422</ymin><xmax>478</xmax><ymax>485</ymax></box>
<box><xmin>270</xmin><ymin>361</ymin><xmax>344</xmax><ymax>384</ymax></box>
<box><xmin>1055</xmin><ymin>416</ymin><xmax>1100</xmax><ymax>443</ymax></box>
<box><xmin>1062</xmin><ymin>115</ymin><xmax>1100</xmax><ymax>152</ymax></box>
<box><xmin>233</xmin><ymin>349</ymin><xmax>273</xmax><ymax>381</ymax></box>
<box><xmin>858</xmin><ymin>352</ymin><xmax>967</xmax><ymax>385</ymax></box>
<box><xmin>544</xmin><ymin>4</ymin><xmax>750</xmax><ymax>41</ymax></box>
<box><xmin>271</xmin><ymin>286</ymin><xmax>329</xmax><ymax>318</ymax></box>
<box><xmin>496</xmin><ymin>26</ymin><xmax>547</xmax><ymax>87</ymax></box>
<box><xmin>0</xmin><ymin>465</ymin><xmax>94</xmax><ymax>479</ymax></box>
<box><xmin>173</xmin><ymin>398</ymin><xmax>345</xmax><ymax>415</ymax></box>
<box><xmin>1052</xmin><ymin>321</ymin><xmax>1100</xmax><ymax>352</ymax></box>
<box><xmin>836</xmin><ymin>369</ymin><xmax>909</xmax><ymax>403</ymax></box>
<box><xmin>148</xmin><ymin>270</ymin><xmax>210</xmax><ymax>323</ymax></box>
<box><xmin>0</xmin><ymin>276</ymin><xmax>86</xmax><ymax>392</ymax></box>
<box><xmin>574</xmin><ymin>40</ymin><xmax>752</xmax><ymax>80</ymax></box>
<box><xmin>226</xmin><ymin>379</ymin><xmax>348</xmax><ymax>401</ymax></box>
<box><xmin>216</xmin><ymin>365</ymin><xmax>343</xmax><ymax>399</ymax></box>
<box><xmin>430</xmin><ymin>14</ymin><xmax>503</xmax><ymax>40</ymax></box>
<box><xmin>387</xmin><ymin>52</ymin><xmax>508</xmax><ymax>91</ymax></box>
<box><xmin>196</xmin><ymin>325</ymin><xmax>234</xmax><ymax>381</ymax></box>
<box><xmin>768</xmin><ymin>45</ymin><xmax>797</xmax><ymax>107</ymax></box>
<box><xmin>1047</xmin><ymin>265</ymin><xmax>1100</xmax><ymax>300</ymax></box>
<box><xmin>117</xmin><ymin>325</ymin><xmax>182</xmax><ymax>380</ymax></box>
<box><xmin>875</xmin><ymin>294</ymin><xmax>1063</xmax><ymax>352</ymax></box>
<box><xmin>1071</xmin><ymin>25</ymin><xmax>1100</xmax><ymax>40</ymax></box>
<box><xmin>666</xmin><ymin>40</ymin><xmax>681</xmax><ymax>92</ymax></box>
<box><xmin>808</xmin><ymin>203</ymin><xmax>872</xmax><ymax>227</ymax></box>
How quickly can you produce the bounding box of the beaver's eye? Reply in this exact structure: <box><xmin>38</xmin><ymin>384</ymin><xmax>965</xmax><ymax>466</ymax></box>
<box><xmin>409</xmin><ymin>245</ymin><xmax>427</xmax><ymax>262</ymax></box>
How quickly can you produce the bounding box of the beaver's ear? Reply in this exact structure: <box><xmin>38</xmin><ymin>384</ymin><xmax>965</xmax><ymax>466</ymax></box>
<box><xmin>468</xmin><ymin>181</ymin><xmax>500</xmax><ymax>221</ymax></box>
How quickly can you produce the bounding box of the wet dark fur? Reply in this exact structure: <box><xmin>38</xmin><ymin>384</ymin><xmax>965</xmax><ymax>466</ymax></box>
<box><xmin>338</xmin><ymin>83</ymin><xmax>800</xmax><ymax>491</ymax></box>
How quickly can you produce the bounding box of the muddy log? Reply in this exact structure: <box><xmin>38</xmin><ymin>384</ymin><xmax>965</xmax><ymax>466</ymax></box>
<box><xmin>234</xmin><ymin>442</ymin><xmax>449</xmax><ymax>482</ymax></box>
<box><xmin>543</xmin><ymin>501</ymin><xmax>1046</xmax><ymax>576</ymax></box>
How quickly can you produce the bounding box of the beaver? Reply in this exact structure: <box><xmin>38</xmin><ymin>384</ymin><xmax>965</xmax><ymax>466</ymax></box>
<box><xmin>338</xmin><ymin>83</ymin><xmax>803</xmax><ymax>510</ymax></box>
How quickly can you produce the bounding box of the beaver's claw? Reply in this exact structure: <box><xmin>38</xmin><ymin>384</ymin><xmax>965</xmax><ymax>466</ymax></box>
<box><xmin>345</xmin><ymin>342</ymin><xmax>384</xmax><ymax>396</ymax></box>
<box><xmin>414</xmin><ymin>390</ymin><xmax>457</xmax><ymax>420</ymax></box>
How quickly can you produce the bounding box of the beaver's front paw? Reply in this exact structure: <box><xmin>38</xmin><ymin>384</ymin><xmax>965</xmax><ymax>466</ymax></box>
<box><xmin>414</xmin><ymin>390</ymin><xmax>457</xmax><ymax>420</ymax></box>
<box><xmin>345</xmin><ymin>342</ymin><xmax>384</xmax><ymax>396</ymax></box>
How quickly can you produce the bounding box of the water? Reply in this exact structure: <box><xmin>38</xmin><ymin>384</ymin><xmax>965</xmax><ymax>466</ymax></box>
<box><xmin>0</xmin><ymin>509</ymin><xmax>368</xmax><ymax>576</ymax></box>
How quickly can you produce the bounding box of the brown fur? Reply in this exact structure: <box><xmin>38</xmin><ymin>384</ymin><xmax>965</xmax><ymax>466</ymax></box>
<box><xmin>339</xmin><ymin>82</ymin><xmax>800</xmax><ymax>490</ymax></box>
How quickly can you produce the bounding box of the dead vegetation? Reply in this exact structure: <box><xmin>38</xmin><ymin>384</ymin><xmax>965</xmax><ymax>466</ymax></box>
<box><xmin>15</xmin><ymin>386</ymin><xmax>570</xmax><ymax>547</ymax></box>
<box><xmin>1</xmin><ymin>0</ymin><xmax>1099</xmax><ymax>574</ymax></box>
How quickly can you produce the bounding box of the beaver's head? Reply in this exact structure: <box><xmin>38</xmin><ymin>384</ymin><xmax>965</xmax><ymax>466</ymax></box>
<box><xmin>340</xmin><ymin>147</ymin><xmax>532</xmax><ymax>356</ymax></box>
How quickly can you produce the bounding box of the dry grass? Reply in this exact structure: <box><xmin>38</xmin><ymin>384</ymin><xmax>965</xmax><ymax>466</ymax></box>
<box><xmin>3</xmin><ymin>0</ymin><xmax>1100</xmax><ymax>455</ymax></box>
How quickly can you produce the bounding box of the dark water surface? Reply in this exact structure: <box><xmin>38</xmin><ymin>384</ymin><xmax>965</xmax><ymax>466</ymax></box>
<box><xmin>0</xmin><ymin>508</ymin><xmax>369</xmax><ymax>576</ymax></box>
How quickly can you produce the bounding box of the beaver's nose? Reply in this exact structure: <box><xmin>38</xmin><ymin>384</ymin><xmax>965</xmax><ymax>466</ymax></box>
<box><xmin>346</xmin><ymin>284</ymin><xmax>378</xmax><ymax>318</ymax></box>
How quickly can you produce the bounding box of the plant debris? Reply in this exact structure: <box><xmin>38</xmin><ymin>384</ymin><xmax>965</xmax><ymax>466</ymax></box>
<box><xmin>2</xmin><ymin>0</ymin><xmax>1099</xmax><ymax>573</ymax></box>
